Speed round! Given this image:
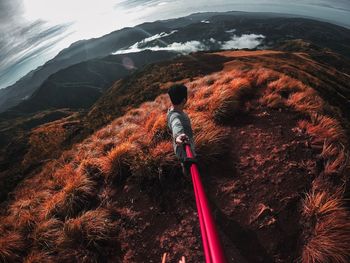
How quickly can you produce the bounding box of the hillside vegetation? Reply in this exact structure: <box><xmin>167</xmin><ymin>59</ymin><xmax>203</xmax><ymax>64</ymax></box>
<box><xmin>0</xmin><ymin>50</ymin><xmax>349</xmax><ymax>262</ymax></box>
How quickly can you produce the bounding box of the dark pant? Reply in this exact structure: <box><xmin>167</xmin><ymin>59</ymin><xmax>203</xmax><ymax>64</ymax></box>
<box><xmin>180</xmin><ymin>162</ymin><xmax>190</xmax><ymax>177</ymax></box>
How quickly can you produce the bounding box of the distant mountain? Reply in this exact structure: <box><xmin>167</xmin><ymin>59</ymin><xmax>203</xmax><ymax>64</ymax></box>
<box><xmin>3</xmin><ymin>50</ymin><xmax>178</xmax><ymax>117</ymax></box>
<box><xmin>0</xmin><ymin>12</ymin><xmax>211</xmax><ymax>113</ymax></box>
<box><xmin>1</xmin><ymin>11</ymin><xmax>350</xmax><ymax>113</ymax></box>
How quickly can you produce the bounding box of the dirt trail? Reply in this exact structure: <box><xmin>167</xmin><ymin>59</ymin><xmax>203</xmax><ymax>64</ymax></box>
<box><xmin>112</xmin><ymin>105</ymin><xmax>318</xmax><ymax>262</ymax></box>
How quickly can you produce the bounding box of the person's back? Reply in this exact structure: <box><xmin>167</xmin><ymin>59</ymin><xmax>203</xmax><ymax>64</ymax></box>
<box><xmin>166</xmin><ymin>84</ymin><xmax>196</xmax><ymax>175</ymax></box>
<box><xmin>167</xmin><ymin>107</ymin><xmax>196</xmax><ymax>161</ymax></box>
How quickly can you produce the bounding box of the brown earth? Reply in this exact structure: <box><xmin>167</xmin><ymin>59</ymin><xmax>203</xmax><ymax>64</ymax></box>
<box><xmin>105</xmin><ymin>105</ymin><xmax>318</xmax><ymax>262</ymax></box>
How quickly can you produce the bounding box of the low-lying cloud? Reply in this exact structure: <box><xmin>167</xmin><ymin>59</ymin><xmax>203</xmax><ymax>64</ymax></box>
<box><xmin>221</xmin><ymin>34</ymin><xmax>265</xmax><ymax>49</ymax></box>
<box><xmin>135</xmin><ymin>30</ymin><xmax>178</xmax><ymax>45</ymax></box>
<box><xmin>114</xmin><ymin>40</ymin><xmax>205</xmax><ymax>54</ymax></box>
<box><xmin>113</xmin><ymin>33</ymin><xmax>265</xmax><ymax>55</ymax></box>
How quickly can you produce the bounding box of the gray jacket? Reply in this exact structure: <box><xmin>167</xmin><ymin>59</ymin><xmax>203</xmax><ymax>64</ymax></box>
<box><xmin>167</xmin><ymin>108</ymin><xmax>196</xmax><ymax>162</ymax></box>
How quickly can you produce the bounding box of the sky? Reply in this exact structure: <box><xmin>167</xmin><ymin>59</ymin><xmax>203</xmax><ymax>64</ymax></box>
<box><xmin>0</xmin><ymin>0</ymin><xmax>349</xmax><ymax>89</ymax></box>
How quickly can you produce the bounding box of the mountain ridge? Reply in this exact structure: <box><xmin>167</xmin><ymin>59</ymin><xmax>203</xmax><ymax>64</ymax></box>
<box><xmin>1</xmin><ymin>11</ymin><xmax>350</xmax><ymax>113</ymax></box>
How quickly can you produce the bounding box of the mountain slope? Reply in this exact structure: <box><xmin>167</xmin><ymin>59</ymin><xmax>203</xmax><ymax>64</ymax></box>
<box><xmin>5</xmin><ymin>50</ymin><xmax>178</xmax><ymax>115</ymax></box>
<box><xmin>0</xmin><ymin>49</ymin><xmax>349</xmax><ymax>262</ymax></box>
<box><xmin>0</xmin><ymin>52</ymin><xmax>229</xmax><ymax>202</ymax></box>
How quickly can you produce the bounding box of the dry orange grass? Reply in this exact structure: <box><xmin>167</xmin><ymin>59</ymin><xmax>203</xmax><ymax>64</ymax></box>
<box><xmin>6</xmin><ymin>190</ymin><xmax>52</xmax><ymax>233</ymax></box>
<box><xmin>0</xmin><ymin>232</ymin><xmax>26</xmax><ymax>263</ymax></box>
<box><xmin>77</xmin><ymin>158</ymin><xmax>104</xmax><ymax>183</ymax></box>
<box><xmin>23</xmin><ymin>251</ymin><xmax>54</xmax><ymax>263</ymax></box>
<box><xmin>259</xmin><ymin>73</ymin><xmax>325</xmax><ymax>115</ymax></box>
<box><xmin>190</xmin><ymin>112</ymin><xmax>231</xmax><ymax>164</ymax></box>
<box><xmin>56</xmin><ymin>246</ymin><xmax>100</xmax><ymax>263</ymax></box>
<box><xmin>61</xmin><ymin>208</ymin><xmax>118</xmax><ymax>250</ymax></box>
<box><xmin>33</xmin><ymin>219</ymin><xmax>63</xmax><ymax>251</ymax></box>
<box><xmin>97</xmin><ymin>141</ymin><xmax>138</xmax><ymax>183</ymax></box>
<box><xmin>320</xmin><ymin>142</ymin><xmax>348</xmax><ymax>176</ymax></box>
<box><xmin>145</xmin><ymin>112</ymin><xmax>169</xmax><ymax>143</ymax></box>
<box><xmin>297</xmin><ymin>113</ymin><xmax>348</xmax><ymax>178</ymax></box>
<box><xmin>150</xmin><ymin>141</ymin><xmax>177</xmax><ymax>166</ymax></box>
<box><xmin>7</xmin><ymin>201</ymin><xmax>37</xmax><ymax>233</ymax></box>
<box><xmin>302</xmin><ymin>190</ymin><xmax>350</xmax><ymax>263</ymax></box>
<box><xmin>43</xmin><ymin>173</ymin><xmax>97</xmax><ymax>219</ymax></box>
<box><xmin>248</xmin><ymin>67</ymin><xmax>280</xmax><ymax>87</ymax></box>
<box><xmin>22</xmin><ymin>121</ymin><xmax>68</xmax><ymax>168</ymax></box>
<box><xmin>287</xmin><ymin>89</ymin><xmax>324</xmax><ymax>114</ymax></box>
<box><xmin>210</xmin><ymin>78</ymin><xmax>254</xmax><ymax>123</ymax></box>
<box><xmin>298</xmin><ymin>115</ymin><xmax>346</xmax><ymax>146</ymax></box>
<box><xmin>52</xmin><ymin>163</ymin><xmax>77</xmax><ymax>188</ymax></box>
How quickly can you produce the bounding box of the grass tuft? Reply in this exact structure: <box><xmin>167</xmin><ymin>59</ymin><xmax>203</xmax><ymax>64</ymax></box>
<box><xmin>0</xmin><ymin>232</ymin><xmax>26</xmax><ymax>263</ymax></box>
<box><xmin>302</xmin><ymin>190</ymin><xmax>350</xmax><ymax>263</ymax></box>
<box><xmin>43</xmin><ymin>173</ymin><xmax>97</xmax><ymax>219</ymax></box>
<box><xmin>61</xmin><ymin>208</ymin><xmax>118</xmax><ymax>250</ymax></box>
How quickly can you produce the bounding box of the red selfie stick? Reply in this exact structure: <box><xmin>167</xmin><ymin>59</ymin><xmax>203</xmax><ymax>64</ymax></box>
<box><xmin>184</xmin><ymin>144</ymin><xmax>226</xmax><ymax>263</ymax></box>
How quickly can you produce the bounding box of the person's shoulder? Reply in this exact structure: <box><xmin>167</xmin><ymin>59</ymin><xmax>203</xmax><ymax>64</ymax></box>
<box><xmin>168</xmin><ymin>110</ymin><xmax>183</xmax><ymax>122</ymax></box>
<box><xmin>167</xmin><ymin>108</ymin><xmax>175</xmax><ymax>117</ymax></box>
<box><xmin>167</xmin><ymin>108</ymin><xmax>176</xmax><ymax>119</ymax></box>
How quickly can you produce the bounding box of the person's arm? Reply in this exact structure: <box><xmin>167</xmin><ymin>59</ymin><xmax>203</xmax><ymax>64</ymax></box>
<box><xmin>170</xmin><ymin>114</ymin><xmax>189</xmax><ymax>145</ymax></box>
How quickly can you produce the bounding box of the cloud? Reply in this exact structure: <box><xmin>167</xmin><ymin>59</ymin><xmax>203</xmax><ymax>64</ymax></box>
<box><xmin>114</xmin><ymin>40</ymin><xmax>206</xmax><ymax>54</ymax></box>
<box><xmin>117</xmin><ymin>0</ymin><xmax>166</xmax><ymax>9</ymax></box>
<box><xmin>0</xmin><ymin>20</ymin><xmax>71</xmax><ymax>88</ymax></box>
<box><xmin>0</xmin><ymin>0</ymin><xmax>73</xmax><ymax>88</ymax></box>
<box><xmin>113</xmin><ymin>32</ymin><xmax>266</xmax><ymax>55</ymax></box>
<box><xmin>225</xmin><ymin>29</ymin><xmax>236</xmax><ymax>33</ymax></box>
<box><xmin>132</xmin><ymin>30</ymin><xmax>178</xmax><ymax>47</ymax></box>
<box><xmin>0</xmin><ymin>0</ymin><xmax>24</xmax><ymax>23</ymax></box>
<box><xmin>221</xmin><ymin>34</ymin><xmax>265</xmax><ymax>49</ymax></box>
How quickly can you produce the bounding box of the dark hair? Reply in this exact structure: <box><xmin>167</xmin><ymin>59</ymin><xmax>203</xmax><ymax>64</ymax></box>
<box><xmin>168</xmin><ymin>84</ymin><xmax>188</xmax><ymax>105</ymax></box>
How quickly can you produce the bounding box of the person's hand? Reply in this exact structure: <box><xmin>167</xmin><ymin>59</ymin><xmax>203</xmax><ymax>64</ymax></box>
<box><xmin>175</xmin><ymin>133</ymin><xmax>189</xmax><ymax>145</ymax></box>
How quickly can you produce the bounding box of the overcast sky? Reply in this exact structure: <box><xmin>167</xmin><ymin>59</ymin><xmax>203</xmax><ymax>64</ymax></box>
<box><xmin>1</xmin><ymin>0</ymin><xmax>349</xmax><ymax>89</ymax></box>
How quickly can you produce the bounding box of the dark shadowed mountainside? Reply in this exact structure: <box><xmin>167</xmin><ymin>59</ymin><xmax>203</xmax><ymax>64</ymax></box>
<box><xmin>3</xmin><ymin>50</ymin><xmax>178</xmax><ymax>116</ymax></box>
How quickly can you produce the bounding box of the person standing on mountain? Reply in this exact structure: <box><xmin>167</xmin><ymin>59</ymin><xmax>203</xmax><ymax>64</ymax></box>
<box><xmin>167</xmin><ymin>84</ymin><xmax>196</xmax><ymax>176</ymax></box>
